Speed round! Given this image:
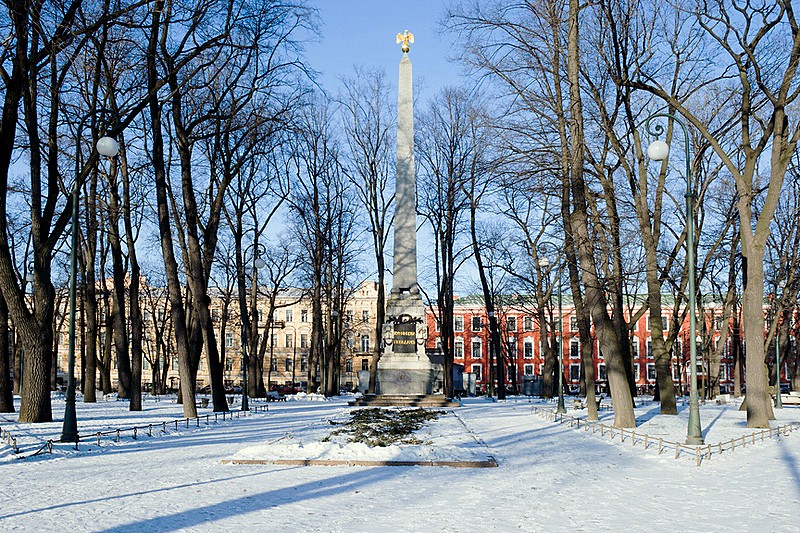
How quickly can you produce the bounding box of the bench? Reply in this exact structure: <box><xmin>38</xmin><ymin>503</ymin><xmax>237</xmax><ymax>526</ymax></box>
<box><xmin>266</xmin><ymin>391</ymin><xmax>287</xmax><ymax>402</ymax></box>
<box><xmin>574</xmin><ymin>396</ymin><xmax>604</xmax><ymax>410</ymax></box>
<box><xmin>779</xmin><ymin>393</ymin><xmax>800</xmax><ymax>406</ymax></box>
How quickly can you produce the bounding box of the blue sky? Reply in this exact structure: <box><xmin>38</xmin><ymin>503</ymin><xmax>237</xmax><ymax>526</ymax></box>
<box><xmin>304</xmin><ymin>0</ymin><xmax>466</xmax><ymax>99</ymax></box>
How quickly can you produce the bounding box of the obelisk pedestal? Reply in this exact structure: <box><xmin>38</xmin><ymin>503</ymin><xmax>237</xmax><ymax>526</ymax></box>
<box><xmin>376</xmin><ymin>31</ymin><xmax>438</xmax><ymax>396</ymax></box>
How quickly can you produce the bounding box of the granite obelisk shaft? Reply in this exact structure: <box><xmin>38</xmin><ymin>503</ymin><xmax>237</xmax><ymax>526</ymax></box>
<box><xmin>392</xmin><ymin>53</ymin><xmax>417</xmax><ymax>295</ymax></box>
<box><xmin>376</xmin><ymin>37</ymin><xmax>438</xmax><ymax>396</ymax></box>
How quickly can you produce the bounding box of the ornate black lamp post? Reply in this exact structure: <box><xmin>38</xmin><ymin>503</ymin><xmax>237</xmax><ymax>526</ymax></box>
<box><xmin>61</xmin><ymin>110</ymin><xmax>120</xmax><ymax>443</ymax></box>
<box><xmin>645</xmin><ymin>113</ymin><xmax>703</xmax><ymax>445</ymax></box>
<box><xmin>538</xmin><ymin>241</ymin><xmax>565</xmax><ymax>414</ymax></box>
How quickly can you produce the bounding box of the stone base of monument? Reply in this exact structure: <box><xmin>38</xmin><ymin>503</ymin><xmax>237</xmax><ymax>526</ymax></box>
<box><xmin>348</xmin><ymin>394</ymin><xmax>460</xmax><ymax>408</ymax></box>
<box><xmin>375</xmin><ymin>362</ymin><xmax>437</xmax><ymax>395</ymax></box>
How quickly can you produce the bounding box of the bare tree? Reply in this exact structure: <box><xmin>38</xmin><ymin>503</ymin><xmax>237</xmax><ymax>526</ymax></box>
<box><xmin>628</xmin><ymin>0</ymin><xmax>800</xmax><ymax>427</ymax></box>
<box><xmin>417</xmin><ymin>88</ymin><xmax>474</xmax><ymax>399</ymax></box>
<box><xmin>340</xmin><ymin>67</ymin><xmax>395</xmax><ymax>395</ymax></box>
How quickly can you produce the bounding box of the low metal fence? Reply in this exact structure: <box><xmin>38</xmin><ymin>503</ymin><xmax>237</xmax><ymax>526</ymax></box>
<box><xmin>2</xmin><ymin>404</ymin><xmax>268</xmax><ymax>459</ymax></box>
<box><xmin>531</xmin><ymin>405</ymin><xmax>800</xmax><ymax>466</ymax></box>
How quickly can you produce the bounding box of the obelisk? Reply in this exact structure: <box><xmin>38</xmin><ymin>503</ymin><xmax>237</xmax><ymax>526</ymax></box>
<box><xmin>377</xmin><ymin>30</ymin><xmax>437</xmax><ymax>396</ymax></box>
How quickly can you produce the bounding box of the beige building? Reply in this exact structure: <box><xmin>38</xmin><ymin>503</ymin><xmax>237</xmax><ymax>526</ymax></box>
<box><xmin>63</xmin><ymin>280</ymin><xmax>382</xmax><ymax>394</ymax></box>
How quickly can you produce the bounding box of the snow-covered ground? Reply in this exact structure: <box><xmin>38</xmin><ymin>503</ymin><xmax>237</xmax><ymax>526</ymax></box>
<box><xmin>1</xmin><ymin>394</ymin><xmax>798</xmax><ymax>532</ymax></box>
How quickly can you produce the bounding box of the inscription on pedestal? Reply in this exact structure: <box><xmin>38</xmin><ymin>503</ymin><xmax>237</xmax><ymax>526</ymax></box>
<box><xmin>393</xmin><ymin>321</ymin><xmax>416</xmax><ymax>353</ymax></box>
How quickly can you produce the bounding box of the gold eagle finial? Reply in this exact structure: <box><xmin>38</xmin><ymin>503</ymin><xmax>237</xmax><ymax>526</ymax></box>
<box><xmin>396</xmin><ymin>30</ymin><xmax>414</xmax><ymax>53</ymax></box>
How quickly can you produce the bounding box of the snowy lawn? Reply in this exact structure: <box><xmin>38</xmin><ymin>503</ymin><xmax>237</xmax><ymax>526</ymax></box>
<box><xmin>0</xmin><ymin>394</ymin><xmax>798</xmax><ymax>532</ymax></box>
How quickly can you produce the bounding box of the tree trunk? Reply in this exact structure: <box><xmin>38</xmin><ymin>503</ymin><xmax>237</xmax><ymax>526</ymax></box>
<box><xmin>566</xmin><ymin>0</ymin><xmax>634</xmax><ymax>427</ymax></box>
<box><xmin>147</xmin><ymin>1</ymin><xmax>196</xmax><ymax>418</ymax></box>
<box><xmin>0</xmin><ymin>294</ymin><xmax>14</xmax><ymax>412</ymax></box>
<box><xmin>740</xmin><ymin>243</ymin><xmax>774</xmax><ymax>427</ymax></box>
<box><xmin>18</xmin><ymin>329</ymin><xmax>53</xmax><ymax>423</ymax></box>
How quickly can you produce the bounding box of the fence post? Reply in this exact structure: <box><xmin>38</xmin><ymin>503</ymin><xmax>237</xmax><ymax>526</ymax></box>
<box><xmin>695</xmin><ymin>447</ymin><xmax>701</xmax><ymax>467</ymax></box>
<box><xmin>675</xmin><ymin>443</ymin><xmax>680</xmax><ymax>460</ymax></box>
<box><xmin>116</xmin><ymin>429</ymin><xmax>120</xmax><ymax>443</ymax></box>
<box><xmin>658</xmin><ymin>437</ymin><xmax>663</xmax><ymax>455</ymax></box>
<box><xmin>133</xmin><ymin>427</ymin><xmax>137</xmax><ymax>440</ymax></box>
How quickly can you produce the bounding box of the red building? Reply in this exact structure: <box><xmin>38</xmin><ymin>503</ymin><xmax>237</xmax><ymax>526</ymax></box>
<box><xmin>424</xmin><ymin>295</ymin><xmax>752</xmax><ymax>396</ymax></box>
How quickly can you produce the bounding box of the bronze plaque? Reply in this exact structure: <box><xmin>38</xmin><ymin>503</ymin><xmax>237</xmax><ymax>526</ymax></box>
<box><xmin>393</xmin><ymin>321</ymin><xmax>417</xmax><ymax>353</ymax></box>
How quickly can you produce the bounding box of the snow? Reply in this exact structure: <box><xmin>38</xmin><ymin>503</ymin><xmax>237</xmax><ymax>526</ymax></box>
<box><xmin>0</xmin><ymin>394</ymin><xmax>798</xmax><ymax>532</ymax></box>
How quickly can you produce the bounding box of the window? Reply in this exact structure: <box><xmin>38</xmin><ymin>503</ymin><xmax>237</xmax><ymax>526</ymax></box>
<box><xmin>524</xmin><ymin>340</ymin><xmax>533</xmax><ymax>359</ymax></box>
<box><xmin>598</xmin><ymin>363</ymin><xmax>607</xmax><ymax>381</ymax></box>
<box><xmin>285</xmin><ymin>309</ymin><xmax>293</xmax><ymax>323</ymax></box>
<box><xmin>471</xmin><ymin>339</ymin><xmax>482</xmax><ymax>359</ymax></box>
<box><xmin>471</xmin><ymin>364</ymin><xmax>482</xmax><ymax>381</ymax></box>
<box><xmin>524</xmin><ymin>364</ymin><xmax>534</xmax><ymax>375</ymax></box>
<box><xmin>508</xmin><ymin>338</ymin><xmax>518</xmax><ymax>358</ymax></box>
<box><xmin>361</xmin><ymin>335</ymin><xmax>370</xmax><ymax>353</ymax></box>
<box><xmin>672</xmin><ymin>364</ymin><xmax>681</xmax><ymax>381</ymax></box>
<box><xmin>472</xmin><ymin>316</ymin><xmax>482</xmax><ymax>331</ymax></box>
<box><xmin>673</xmin><ymin>339</ymin><xmax>683</xmax><ymax>359</ymax></box>
<box><xmin>631</xmin><ymin>338</ymin><xmax>640</xmax><ymax>357</ymax></box>
<box><xmin>362</xmin><ymin>310</ymin><xmax>369</xmax><ymax>322</ymax></box>
<box><xmin>270</xmin><ymin>358</ymin><xmax>277</xmax><ymax>371</ymax></box>
<box><xmin>211</xmin><ymin>308</ymin><xmax>220</xmax><ymax>322</ymax></box>
<box><xmin>506</xmin><ymin>316</ymin><xmax>517</xmax><ymax>332</ymax></box>
<box><xmin>172</xmin><ymin>356</ymin><xmax>179</xmax><ymax>370</ymax></box>
<box><xmin>157</xmin><ymin>310</ymin><xmax>166</xmax><ymax>322</ymax></box>
<box><xmin>300</xmin><ymin>356</ymin><xmax>308</xmax><ymax>372</ymax></box>
<box><xmin>271</xmin><ymin>333</ymin><xmax>278</xmax><ymax>347</ymax></box>
<box><xmin>632</xmin><ymin>317</ymin><xmax>638</xmax><ymax>331</ymax></box>
<box><xmin>647</xmin><ymin>363</ymin><xmax>656</xmax><ymax>381</ymax></box>
<box><xmin>143</xmin><ymin>358</ymin><xmax>150</xmax><ymax>371</ymax></box>
<box><xmin>570</xmin><ymin>338</ymin><xmax>580</xmax><ymax>358</ymax></box>
<box><xmin>507</xmin><ymin>364</ymin><xmax>516</xmax><ymax>379</ymax></box>
<box><xmin>225</xmin><ymin>358</ymin><xmax>233</xmax><ymax>371</ymax></box>
<box><xmin>454</xmin><ymin>338</ymin><xmax>464</xmax><ymax>359</ymax></box>
<box><xmin>225</xmin><ymin>332</ymin><xmax>234</xmax><ymax>348</ymax></box>
<box><xmin>647</xmin><ymin>315</ymin><xmax>669</xmax><ymax>331</ymax></box>
<box><xmin>285</xmin><ymin>358</ymin><xmax>292</xmax><ymax>372</ymax></box>
<box><xmin>646</xmin><ymin>338</ymin><xmax>653</xmax><ymax>358</ymax></box>
<box><xmin>454</xmin><ymin>316</ymin><xmax>464</xmax><ymax>332</ymax></box>
<box><xmin>361</xmin><ymin>358</ymin><xmax>369</xmax><ymax>371</ymax></box>
<box><xmin>523</xmin><ymin>316</ymin><xmax>533</xmax><ymax>332</ymax></box>
<box><xmin>633</xmin><ymin>363</ymin><xmax>640</xmax><ymax>380</ymax></box>
<box><xmin>570</xmin><ymin>316</ymin><xmax>579</xmax><ymax>332</ymax></box>
<box><xmin>345</xmin><ymin>358</ymin><xmax>353</xmax><ymax>373</ymax></box>
<box><xmin>301</xmin><ymin>309</ymin><xmax>308</xmax><ymax>323</ymax></box>
<box><xmin>713</xmin><ymin>316</ymin><xmax>723</xmax><ymax>331</ymax></box>
<box><xmin>569</xmin><ymin>364</ymin><xmax>580</xmax><ymax>382</ymax></box>
<box><xmin>300</xmin><ymin>333</ymin><xmax>309</xmax><ymax>349</ymax></box>
<box><xmin>285</xmin><ymin>334</ymin><xmax>294</xmax><ymax>348</ymax></box>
